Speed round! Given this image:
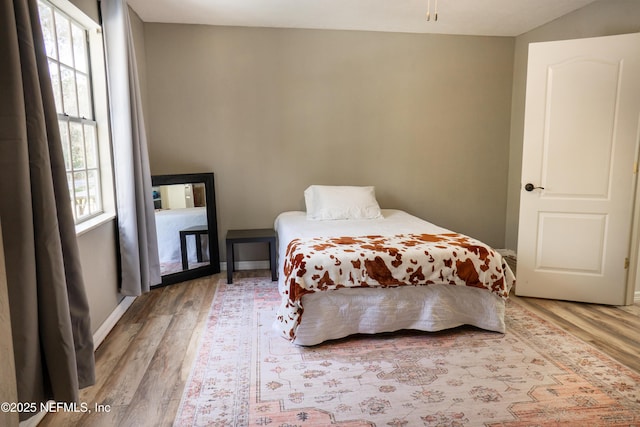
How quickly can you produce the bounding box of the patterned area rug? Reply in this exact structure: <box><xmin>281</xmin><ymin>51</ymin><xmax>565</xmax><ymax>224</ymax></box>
<box><xmin>174</xmin><ymin>277</ymin><xmax>640</xmax><ymax>426</ymax></box>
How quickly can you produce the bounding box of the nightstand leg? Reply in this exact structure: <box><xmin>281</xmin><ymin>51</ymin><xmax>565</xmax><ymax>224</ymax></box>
<box><xmin>226</xmin><ymin>241</ymin><xmax>233</xmax><ymax>284</ymax></box>
<box><xmin>180</xmin><ymin>232</ymin><xmax>188</xmax><ymax>270</ymax></box>
<box><xmin>195</xmin><ymin>234</ymin><xmax>203</xmax><ymax>262</ymax></box>
<box><xmin>269</xmin><ymin>239</ymin><xmax>277</xmax><ymax>281</ymax></box>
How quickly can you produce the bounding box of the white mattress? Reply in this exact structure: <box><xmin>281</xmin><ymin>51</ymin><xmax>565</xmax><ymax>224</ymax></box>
<box><xmin>274</xmin><ymin>210</ymin><xmax>511</xmax><ymax>345</ymax></box>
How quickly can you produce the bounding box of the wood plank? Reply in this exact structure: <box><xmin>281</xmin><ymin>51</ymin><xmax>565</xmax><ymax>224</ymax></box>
<box><xmin>119</xmin><ymin>317</ymin><xmax>196</xmax><ymax>424</ymax></box>
<box><xmin>511</xmin><ymin>295</ymin><xmax>640</xmax><ymax>372</ymax></box>
<box><xmin>100</xmin><ymin>314</ymin><xmax>173</xmax><ymax>406</ymax></box>
<box><xmin>38</xmin><ymin>322</ymin><xmax>143</xmax><ymax>427</ymax></box>
<box><xmin>149</xmin><ymin>281</ymin><xmax>187</xmax><ymax>316</ymax></box>
<box><xmin>72</xmin><ymin>404</ymin><xmax>126</xmax><ymax>427</ymax></box>
<box><xmin>619</xmin><ymin>302</ymin><xmax>640</xmax><ymax>317</ymax></box>
<box><xmin>119</xmin><ymin>279</ymin><xmax>215</xmax><ymax>425</ymax></box>
<box><xmin>118</xmin><ymin>290</ymin><xmax>163</xmax><ymax>324</ymax></box>
<box><xmin>160</xmin><ymin>398</ymin><xmax>182</xmax><ymax>427</ymax></box>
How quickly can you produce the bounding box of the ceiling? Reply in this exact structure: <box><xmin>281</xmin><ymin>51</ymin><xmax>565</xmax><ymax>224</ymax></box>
<box><xmin>126</xmin><ymin>0</ymin><xmax>599</xmax><ymax>37</ymax></box>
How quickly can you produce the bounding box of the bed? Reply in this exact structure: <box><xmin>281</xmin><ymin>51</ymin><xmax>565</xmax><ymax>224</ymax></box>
<box><xmin>274</xmin><ymin>185</ymin><xmax>516</xmax><ymax>346</ymax></box>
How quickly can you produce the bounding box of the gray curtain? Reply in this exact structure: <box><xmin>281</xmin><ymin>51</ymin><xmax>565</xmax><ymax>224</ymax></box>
<box><xmin>0</xmin><ymin>0</ymin><xmax>95</xmax><ymax>420</ymax></box>
<box><xmin>101</xmin><ymin>0</ymin><xmax>161</xmax><ymax>295</ymax></box>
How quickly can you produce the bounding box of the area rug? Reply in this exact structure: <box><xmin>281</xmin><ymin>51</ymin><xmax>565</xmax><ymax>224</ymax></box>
<box><xmin>174</xmin><ymin>277</ymin><xmax>640</xmax><ymax>426</ymax></box>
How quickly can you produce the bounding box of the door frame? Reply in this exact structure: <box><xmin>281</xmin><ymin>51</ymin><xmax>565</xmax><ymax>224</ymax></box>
<box><xmin>627</xmin><ymin>133</ymin><xmax>640</xmax><ymax>304</ymax></box>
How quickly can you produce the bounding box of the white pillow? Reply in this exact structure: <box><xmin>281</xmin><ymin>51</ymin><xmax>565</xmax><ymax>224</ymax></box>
<box><xmin>304</xmin><ymin>185</ymin><xmax>383</xmax><ymax>220</ymax></box>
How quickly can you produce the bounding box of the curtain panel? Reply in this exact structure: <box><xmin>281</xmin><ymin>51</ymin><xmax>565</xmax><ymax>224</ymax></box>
<box><xmin>100</xmin><ymin>0</ymin><xmax>161</xmax><ymax>296</ymax></box>
<box><xmin>0</xmin><ymin>0</ymin><xmax>95</xmax><ymax>420</ymax></box>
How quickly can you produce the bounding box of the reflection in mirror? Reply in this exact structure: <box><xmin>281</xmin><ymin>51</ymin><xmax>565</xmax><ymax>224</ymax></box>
<box><xmin>152</xmin><ymin>173</ymin><xmax>219</xmax><ymax>287</ymax></box>
<box><xmin>154</xmin><ymin>182</ymin><xmax>207</xmax><ymax>275</ymax></box>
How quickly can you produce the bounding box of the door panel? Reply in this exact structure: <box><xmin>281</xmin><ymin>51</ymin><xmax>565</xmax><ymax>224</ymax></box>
<box><xmin>535</xmin><ymin>213</ymin><xmax>606</xmax><ymax>274</ymax></box>
<box><xmin>516</xmin><ymin>33</ymin><xmax>640</xmax><ymax>305</ymax></box>
<box><xmin>543</xmin><ymin>59</ymin><xmax>619</xmax><ymax>199</ymax></box>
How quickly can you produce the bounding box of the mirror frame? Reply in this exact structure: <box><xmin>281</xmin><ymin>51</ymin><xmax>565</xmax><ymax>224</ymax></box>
<box><xmin>151</xmin><ymin>172</ymin><xmax>220</xmax><ymax>287</ymax></box>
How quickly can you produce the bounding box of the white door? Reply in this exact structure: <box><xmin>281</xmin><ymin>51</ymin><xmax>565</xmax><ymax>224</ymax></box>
<box><xmin>516</xmin><ymin>33</ymin><xmax>640</xmax><ymax>305</ymax></box>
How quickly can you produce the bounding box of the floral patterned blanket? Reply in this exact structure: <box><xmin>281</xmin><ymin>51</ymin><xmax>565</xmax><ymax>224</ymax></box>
<box><xmin>276</xmin><ymin>233</ymin><xmax>515</xmax><ymax>341</ymax></box>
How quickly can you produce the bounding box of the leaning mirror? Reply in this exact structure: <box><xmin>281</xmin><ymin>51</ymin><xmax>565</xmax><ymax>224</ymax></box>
<box><xmin>151</xmin><ymin>173</ymin><xmax>220</xmax><ymax>287</ymax></box>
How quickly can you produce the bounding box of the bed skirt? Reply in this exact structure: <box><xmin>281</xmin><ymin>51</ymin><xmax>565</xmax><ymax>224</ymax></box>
<box><xmin>286</xmin><ymin>283</ymin><xmax>506</xmax><ymax>346</ymax></box>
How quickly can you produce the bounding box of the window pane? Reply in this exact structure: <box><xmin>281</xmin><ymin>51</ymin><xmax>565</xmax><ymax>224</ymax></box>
<box><xmin>69</xmin><ymin>121</ymin><xmax>85</xmax><ymax>169</ymax></box>
<box><xmin>87</xmin><ymin>169</ymin><xmax>101</xmax><ymax>214</ymax></box>
<box><xmin>48</xmin><ymin>59</ymin><xmax>63</xmax><ymax>112</ymax></box>
<box><xmin>55</xmin><ymin>11</ymin><xmax>73</xmax><ymax>66</ymax></box>
<box><xmin>71</xmin><ymin>24</ymin><xmax>87</xmax><ymax>73</ymax></box>
<box><xmin>58</xmin><ymin>119</ymin><xmax>71</xmax><ymax>170</ymax></box>
<box><xmin>40</xmin><ymin>0</ymin><xmax>108</xmax><ymax>225</ymax></box>
<box><xmin>38</xmin><ymin>2</ymin><xmax>57</xmax><ymax>59</ymax></box>
<box><xmin>76</xmin><ymin>73</ymin><xmax>91</xmax><ymax>119</ymax></box>
<box><xmin>66</xmin><ymin>172</ymin><xmax>75</xmax><ymax>220</ymax></box>
<box><xmin>74</xmin><ymin>171</ymin><xmax>88</xmax><ymax>218</ymax></box>
<box><xmin>60</xmin><ymin>66</ymin><xmax>78</xmax><ymax>116</ymax></box>
<box><xmin>84</xmin><ymin>124</ymin><xmax>97</xmax><ymax>168</ymax></box>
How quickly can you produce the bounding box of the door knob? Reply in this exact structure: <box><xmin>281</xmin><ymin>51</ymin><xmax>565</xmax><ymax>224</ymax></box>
<box><xmin>524</xmin><ymin>183</ymin><xmax>545</xmax><ymax>192</ymax></box>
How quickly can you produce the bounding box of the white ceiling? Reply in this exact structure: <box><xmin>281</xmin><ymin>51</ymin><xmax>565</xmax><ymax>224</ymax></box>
<box><xmin>126</xmin><ymin>0</ymin><xmax>599</xmax><ymax>37</ymax></box>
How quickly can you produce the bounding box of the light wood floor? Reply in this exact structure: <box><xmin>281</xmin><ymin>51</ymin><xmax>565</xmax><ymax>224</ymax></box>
<box><xmin>40</xmin><ymin>269</ymin><xmax>640</xmax><ymax>427</ymax></box>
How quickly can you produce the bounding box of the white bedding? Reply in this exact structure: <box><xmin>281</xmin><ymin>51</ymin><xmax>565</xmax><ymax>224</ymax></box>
<box><xmin>274</xmin><ymin>209</ymin><xmax>514</xmax><ymax>345</ymax></box>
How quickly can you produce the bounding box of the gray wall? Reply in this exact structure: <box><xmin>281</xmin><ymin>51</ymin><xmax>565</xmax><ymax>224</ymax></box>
<box><xmin>505</xmin><ymin>0</ymin><xmax>640</xmax><ymax>251</ymax></box>
<box><xmin>143</xmin><ymin>24</ymin><xmax>515</xmax><ymax>260</ymax></box>
<box><xmin>77</xmin><ymin>222</ymin><xmax>119</xmax><ymax>333</ymax></box>
<box><xmin>130</xmin><ymin>7</ymin><xmax>149</xmax><ymax>136</ymax></box>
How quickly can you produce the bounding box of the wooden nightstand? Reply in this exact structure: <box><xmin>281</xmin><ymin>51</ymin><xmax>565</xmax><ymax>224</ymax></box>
<box><xmin>226</xmin><ymin>228</ymin><xmax>277</xmax><ymax>284</ymax></box>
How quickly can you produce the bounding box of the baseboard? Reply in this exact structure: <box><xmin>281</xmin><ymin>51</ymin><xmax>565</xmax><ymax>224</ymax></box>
<box><xmin>220</xmin><ymin>260</ymin><xmax>270</xmax><ymax>271</ymax></box>
<box><xmin>496</xmin><ymin>248</ymin><xmax>517</xmax><ymax>258</ymax></box>
<box><xmin>93</xmin><ymin>296</ymin><xmax>136</xmax><ymax>349</ymax></box>
<box><xmin>635</xmin><ymin>290</ymin><xmax>640</xmax><ymax>303</ymax></box>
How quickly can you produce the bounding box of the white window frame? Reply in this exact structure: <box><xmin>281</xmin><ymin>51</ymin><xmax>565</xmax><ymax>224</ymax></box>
<box><xmin>38</xmin><ymin>0</ymin><xmax>115</xmax><ymax>235</ymax></box>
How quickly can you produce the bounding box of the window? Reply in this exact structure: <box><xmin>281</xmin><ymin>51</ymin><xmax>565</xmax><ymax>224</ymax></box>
<box><xmin>38</xmin><ymin>0</ymin><xmax>114</xmax><ymax>229</ymax></box>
